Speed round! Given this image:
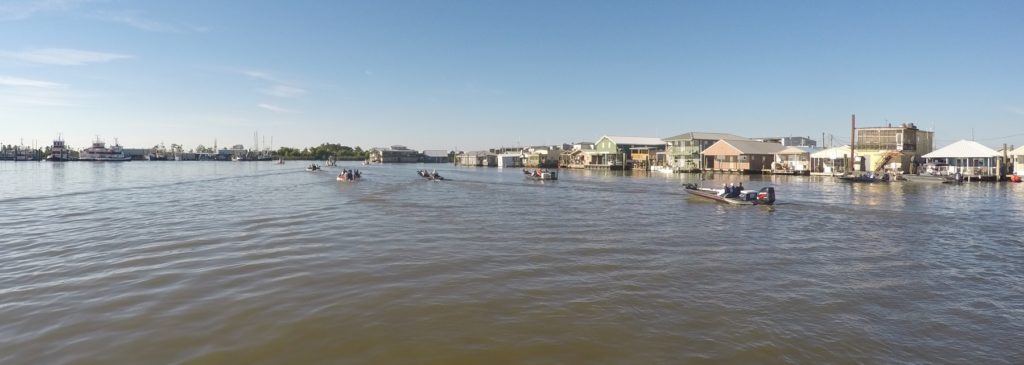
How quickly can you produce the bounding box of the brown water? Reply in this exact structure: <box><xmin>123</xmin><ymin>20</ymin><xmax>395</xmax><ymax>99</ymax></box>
<box><xmin>2</xmin><ymin>161</ymin><xmax>1022</xmax><ymax>364</ymax></box>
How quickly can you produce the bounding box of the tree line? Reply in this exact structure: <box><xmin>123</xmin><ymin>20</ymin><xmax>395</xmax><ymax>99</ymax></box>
<box><xmin>275</xmin><ymin>143</ymin><xmax>368</xmax><ymax>160</ymax></box>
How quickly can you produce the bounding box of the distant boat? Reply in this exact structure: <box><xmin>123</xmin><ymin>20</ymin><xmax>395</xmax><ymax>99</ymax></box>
<box><xmin>418</xmin><ymin>170</ymin><xmax>444</xmax><ymax>181</ymax></box>
<box><xmin>337</xmin><ymin>169</ymin><xmax>361</xmax><ymax>181</ymax></box>
<box><xmin>45</xmin><ymin>137</ymin><xmax>72</xmax><ymax>161</ymax></box>
<box><xmin>683</xmin><ymin>183</ymin><xmax>775</xmax><ymax>205</ymax></box>
<box><xmin>79</xmin><ymin>137</ymin><xmax>130</xmax><ymax>161</ymax></box>
<box><xmin>276</xmin><ymin>158</ymin><xmax>285</xmax><ymax>164</ymax></box>
<box><xmin>901</xmin><ymin>174</ymin><xmax>954</xmax><ymax>184</ymax></box>
<box><xmin>523</xmin><ymin>169</ymin><xmax>558</xmax><ymax>180</ymax></box>
<box><xmin>837</xmin><ymin>173</ymin><xmax>889</xmax><ymax>183</ymax></box>
<box><xmin>650</xmin><ymin>166</ymin><xmax>673</xmax><ymax>173</ymax></box>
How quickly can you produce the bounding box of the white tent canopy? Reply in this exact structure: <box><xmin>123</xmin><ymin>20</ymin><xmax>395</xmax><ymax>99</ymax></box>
<box><xmin>922</xmin><ymin>140</ymin><xmax>999</xmax><ymax>159</ymax></box>
<box><xmin>810</xmin><ymin>145</ymin><xmax>850</xmax><ymax>159</ymax></box>
<box><xmin>1011</xmin><ymin>145</ymin><xmax>1024</xmax><ymax>156</ymax></box>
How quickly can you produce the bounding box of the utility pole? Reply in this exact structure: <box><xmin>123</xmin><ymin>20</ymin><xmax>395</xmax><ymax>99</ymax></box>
<box><xmin>849</xmin><ymin>114</ymin><xmax>856</xmax><ymax>174</ymax></box>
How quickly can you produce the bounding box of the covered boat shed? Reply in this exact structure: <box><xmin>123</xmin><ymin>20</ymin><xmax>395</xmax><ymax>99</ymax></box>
<box><xmin>921</xmin><ymin>140</ymin><xmax>1001</xmax><ymax>178</ymax></box>
<box><xmin>773</xmin><ymin>146</ymin><xmax>812</xmax><ymax>174</ymax></box>
<box><xmin>810</xmin><ymin>145</ymin><xmax>851</xmax><ymax>175</ymax></box>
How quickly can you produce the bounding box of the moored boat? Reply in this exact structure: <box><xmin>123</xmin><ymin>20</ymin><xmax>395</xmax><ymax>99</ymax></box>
<box><xmin>683</xmin><ymin>183</ymin><xmax>775</xmax><ymax>205</ymax></box>
<box><xmin>45</xmin><ymin>137</ymin><xmax>72</xmax><ymax>161</ymax></box>
<box><xmin>901</xmin><ymin>173</ymin><xmax>955</xmax><ymax>184</ymax></box>
<box><xmin>79</xmin><ymin>137</ymin><xmax>131</xmax><ymax>161</ymax></box>
<box><xmin>837</xmin><ymin>173</ymin><xmax>889</xmax><ymax>183</ymax></box>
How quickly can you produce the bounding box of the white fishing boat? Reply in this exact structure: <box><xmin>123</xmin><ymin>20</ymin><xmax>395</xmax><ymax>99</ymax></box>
<box><xmin>683</xmin><ymin>183</ymin><xmax>776</xmax><ymax>206</ymax></box>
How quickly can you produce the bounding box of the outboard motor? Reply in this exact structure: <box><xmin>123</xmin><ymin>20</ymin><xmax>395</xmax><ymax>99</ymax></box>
<box><xmin>756</xmin><ymin>187</ymin><xmax>776</xmax><ymax>205</ymax></box>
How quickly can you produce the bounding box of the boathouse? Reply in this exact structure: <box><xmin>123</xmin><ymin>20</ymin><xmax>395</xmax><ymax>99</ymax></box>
<box><xmin>497</xmin><ymin>153</ymin><xmax>522</xmax><ymax>168</ymax></box>
<box><xmin>810</xmin><ymin>145</ymin><xmax>851</xmax><ymax>175</ymax></box>
<box><xmin>369</xmin><ymin>145</ymin><xmax>422</xmax><ymax>163</ymax></box>
<box><xmin>593</xmin><ymin>135</ymin><xmax>666</xmax><ymax>170</ymax></box>
<box><xmin>921</xmin><ymin>140</ymin><xmax>1002</xmax><ymax>179</ymax></box>
<box><xmin>420</xmin><ymin>150</ymin><xmax>450</xmax><ymax>163</ymax></box>
<box><xmin>663</xmin><ymin>132</ymin><xmax>748</xmax><ymax>172</ymax></box>
<box><xmin>772</xmin><ymin>146</ymin><xmax>812</xmax><ymax>175</ymax></box>
<box><xmin>523</xmin><ymin>146</ymin><xmax>561</xmax><ymax>168</ymax></box>
<box><xmin>565</xmin><ymin>148</ymin><xmax>600</xmax><ymax>168</ymax></box>
<box><xmin>701</xmin><ymin>139</ymin><xmax>786</xmax><ymax>173</ymax></box>
<box><xmin>454</xmin><ymin>151</ymin><xmax>496</xmax><ymax>167</ymax></box>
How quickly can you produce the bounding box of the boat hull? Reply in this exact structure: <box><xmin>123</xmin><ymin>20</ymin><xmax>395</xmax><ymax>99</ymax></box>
<box><xmin>901</xmin><ymin>174</ymin><xmax>953</xmax><ymax>183</ymax></box>
<box><xmin>683</xmin><ymin>185</ymin><xmax>775</xmax><ymax>205</ymax></box>
<box><xmin>837</xmin><ymin>175</ymin><xmax>887</xmax><ymax>183</ymax></box>
<box><xmin>523</xmin><ymin>169</ymin><xmax>557</xmax><ymax>180</ymax></box>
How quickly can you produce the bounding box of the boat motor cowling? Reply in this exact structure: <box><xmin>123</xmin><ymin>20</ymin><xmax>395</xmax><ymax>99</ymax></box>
<box><xmin>756</xmin><ymin>187</ymin><xmax>776</xmax><ymax>205</ymax></box>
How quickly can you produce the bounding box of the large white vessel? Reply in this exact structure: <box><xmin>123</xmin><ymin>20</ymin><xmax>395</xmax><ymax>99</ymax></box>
<box><xmin>79</xmin><ymin>138</ymin><xmax>131</xmax><ymax>161</ymax></box>
<box><xmin>45</xmin><ymin>136</ymin><xmax>72</xmax><ymax>161</ymax></box>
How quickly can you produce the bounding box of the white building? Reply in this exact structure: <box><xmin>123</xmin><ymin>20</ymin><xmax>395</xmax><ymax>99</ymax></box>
<box><xmin>921</xmin><ymin>140</ymin><xmax>1001</xmax><ymax>177</ymax></box>
<box><xmin>1010</xmin><ymin>145</ymin><xmax>1024</xmax><ymax>175</ymax></box>
<box><xmin>497</xmin><ymin>153</ymin><xmax>522</xmax><ymax>167</ymax></box>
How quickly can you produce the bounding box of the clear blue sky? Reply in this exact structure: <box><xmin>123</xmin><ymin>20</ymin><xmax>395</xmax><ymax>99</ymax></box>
<box><xmin>2</xmin><ymin>0</ymin><xmax>1022</xmax><ymax>151</ymax></box>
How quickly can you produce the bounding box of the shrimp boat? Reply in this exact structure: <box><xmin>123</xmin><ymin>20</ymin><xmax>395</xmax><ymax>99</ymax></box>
<box><xmin>683</xmin><ymin>183</ymin><xmax>776</xmax><ymax>205</ymax></box>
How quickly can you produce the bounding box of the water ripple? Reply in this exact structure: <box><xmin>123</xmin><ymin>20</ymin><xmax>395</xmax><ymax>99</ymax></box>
<box><xmin>0</xmin><ymin>162</ymin><xmax>1022</xmax><ymax>364</ymax></box>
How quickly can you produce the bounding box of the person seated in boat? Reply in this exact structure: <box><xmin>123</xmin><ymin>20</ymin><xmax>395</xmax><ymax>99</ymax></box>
<box><xmin>726</xmin><ymin>184</ymin><xmax>740</xmax><ymax>198</ymax></box>
<box><xmin>720</xmin><ymin>184</ymin><xmax>730</xmax><ymax>197</ymax></box>
<box><xmin>736</xmin><ymin>182</ymin><xmax>744</xmax><ymax>192</ymax></box>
